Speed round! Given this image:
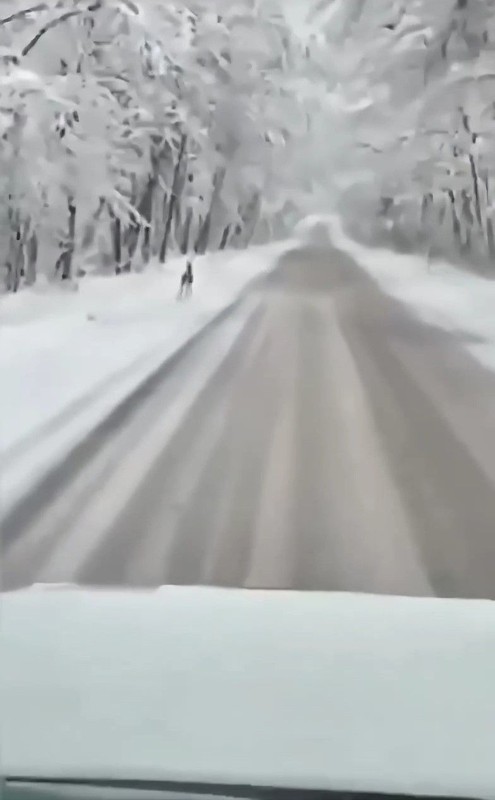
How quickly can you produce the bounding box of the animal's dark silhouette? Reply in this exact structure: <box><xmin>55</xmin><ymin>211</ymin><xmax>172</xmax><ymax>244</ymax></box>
<box><xmin>178</xmin><ymin>259</ymin><xmax>193</xmax><ymax>299</ymax></box>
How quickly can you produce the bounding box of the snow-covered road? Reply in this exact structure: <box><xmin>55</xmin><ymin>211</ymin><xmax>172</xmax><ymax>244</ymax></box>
<box><xmin>4</xmin><ymin>244</ymin><xmax>495</xmax><ymax>597</ymax></box>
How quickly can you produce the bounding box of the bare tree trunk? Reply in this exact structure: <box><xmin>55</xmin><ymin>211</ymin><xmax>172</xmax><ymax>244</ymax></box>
<box><xmin>487</xmin><ymin>218</ymin><xmax>495</xmax><ymax>261</ymax></box>
<box><xmin>461</xmin><ymin>111</ymin><xmax>483</xmax><ymax>231</ymax></box>
<box><xmin>483</xmin><ymin>172</ymin><xmax>493</xmax><ymax>259</ymax></box>
<box><xmin>420</xmin><ymin>194</ymin><xmax>430</xmax><ymax>225</ymax></box>
<box><xmin>62</xmin><ymin>199</ymin><xmax>76</xmax><ymax>280</ymax></box>
<box><xmin>156</xmin><ymin>192</ymin><xmax>168</xmax><ymax>255</ymax></box>
<box><xmin>139</xmin><ymin>177</ymin><xmax>154</xmax><ymax>265</ymax></box>
<box><xmin>25</xmin><ymin>230</ymin><xmax>38</xmax><ymax>285</ymax></box>
<box><xmin>6</xmin><ymin>232</ymin><xmax>23</xmax><ymax>292</ymax></box>
<box><xmin>55</xmin><ymin>198</ymin><xmax>76</xmax><ymax>280</ymax></box>
<box><xmin>159</xmin><ymin>134</ymin><xmax>187</xmax><ymax>263</ymax></box>
<box><xmin>461</xmin><ymin>226</ymin><xmax>472</xmax><ymax>254</ymax></box>
<box><xmin>219</xmin><ymin>224</ymin><xmax>231</xmax><ymax>250</ymax></box>
<box><xmin>82</xmin><ymin>197</ymin><xmax>105</xmax><ymax>250</ymax></box>
<box><xmin>122</xmin><ymin>221</ymin><xmax>140</xmax><ymax>273</ymax></box>
<box><xmin>469</xmin><ymin>154</ymin><xmax>483</xmax><ymax>230</ymax></box>
<box><xmin>448</xmin><ymin>190</ymin><xmax>461</xmax><ymax>248</ymax></box>
<box><xmin>181</xmin><ymin>206</ymin><xmax>193</xmax><ymax>254</ymax></box>
<box><xmin>438</xmin><ymin>197</ymin><xmax>447</xmax><ymax>225</ymax></box>
<box><xmin>195</xmin><ymin>213</ymin><xmax>211</xmax><ymax>254</ymax></box>
<box><xmin>112</xmin><ymin>216</ymin><xmax>122</xmax><ymax>273</ymax></box>
<box><xmin>142</xmin><ymin>225</ymin><xmax>151</xmax><ymax>264</ymax></box>
<box><xmin>486</xmin><ymin>175</ymin><xmax>495</xmax><ymax>262</ymax></box>
<box><xmin>195</xmin><ymin>167</ymin><xmax>226</xmax><ymax>254</ymax></box>
<box><xmin>242</xmin><ymin>193</ymin><xmax>261</xmax><ymax>247</ymax></box>
<box><xmin>461</xmin><ymin>190</ymin><xmax>474</xmax><ymax>251</ymax></box>
<box><xmin>6</xmin><ymin>208</ymin><xmax>23</xmax><ymax>292</ymax></box>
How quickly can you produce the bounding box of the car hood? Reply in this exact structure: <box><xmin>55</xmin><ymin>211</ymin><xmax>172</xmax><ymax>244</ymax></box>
<box><xmin>2</xmin><ymin>586</ymin><xmax>495</xmax><ymax>799</ymax></box>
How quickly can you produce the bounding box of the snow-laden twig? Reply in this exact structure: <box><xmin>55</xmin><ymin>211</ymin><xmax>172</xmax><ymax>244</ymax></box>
<box><xmin>21</xmin><ymin>2</ymin><xmax>102</xmax><ymax>57</ymax></box>
<box><xmin>0</xmin><ymin>4</ymin><xmax>48</xmax><ymax>27</ymax></box>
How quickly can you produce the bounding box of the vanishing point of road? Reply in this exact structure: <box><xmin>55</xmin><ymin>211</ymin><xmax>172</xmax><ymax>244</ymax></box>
<box><xmin>4</xmin><ymin>244</ymin><xmax>495</xmax><ymax>598</ymax></box>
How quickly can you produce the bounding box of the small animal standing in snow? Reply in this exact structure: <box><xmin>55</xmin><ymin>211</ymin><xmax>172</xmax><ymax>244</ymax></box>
<box><xmin>178</xmin><ymin>259</ymin><xmax>194</xmax><ymax>300</ymax></box>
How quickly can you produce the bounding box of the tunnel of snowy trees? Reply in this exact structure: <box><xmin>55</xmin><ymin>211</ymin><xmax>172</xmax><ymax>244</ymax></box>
<box><xmin>1</xmin><ymin>0</ymin><xmax>495</xmax><ymax>291</ymax></box>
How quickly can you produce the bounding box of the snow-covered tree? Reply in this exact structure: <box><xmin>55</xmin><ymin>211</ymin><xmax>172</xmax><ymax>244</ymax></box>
<box><xmin>0</xmin><ymin>0</ymin><xmax>315</xmax><ymax>291</ymax></box>
<box><xmin>312</xmin><ymin>0</ymin><xmax>495</xmax><ymax>266</ymax></box>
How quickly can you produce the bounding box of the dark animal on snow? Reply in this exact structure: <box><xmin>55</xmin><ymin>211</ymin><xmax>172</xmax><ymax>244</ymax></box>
<box><xmin>178</xmin><ymin>260</ymin><xmax>194</xmax><ymax>300</ymax></box>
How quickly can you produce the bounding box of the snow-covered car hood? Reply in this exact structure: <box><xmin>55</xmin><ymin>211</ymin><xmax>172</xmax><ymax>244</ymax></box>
<box><xmin>2</xmin><ymin>586</ymin><xmax>495</xmax><ymax>799</ymax></box>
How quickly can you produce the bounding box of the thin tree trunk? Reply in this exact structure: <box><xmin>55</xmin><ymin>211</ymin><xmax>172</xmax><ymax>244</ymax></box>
<box><xmin>461</xmin><ymin>226</ymin><xmax>471</xmax><ymax>254</ymax></box>
<box><xmin>142</xmin><ymin>226</ymin><xmax>151</xmax><ymax>264</ymax></box>
<box><xmin>461</xmin><ymin>191</ymin><xmax>474</xmax><ymax>238</ymax></box>
<box><xmin>25</xmin><ymin>230</ymin><xmax>38</xmax><ymax>285</ymax></box>
<box><xmin>113</xmin><ymin>216</ymin><xmax>122</xmax><ymax>273</ymax></box>
<box><xmin>461</xmin><ymin>111</ymin><xmax>483</xmax><ymax>231</ymax></box>
<box><xmin>448</xmin><ymin>190</ymin><xmax>461</xmax><ymax>248</ymax></box>
<box><xmin>487</xmin><ymin>218</ymin><xmax>495</xmax><ymax>261</ymax></box>
<box><xmin>181</xmin><ymin>207</ymin><xmax>193</xmax><ymax>254</ymax></box>
<box><xmin>219</xmin><ymin>224</ymin><xmax>231</xmax><ymax>250</ymax></box>
<box><xmin>195</xmin><ymin>213</ymin><xmax>211</xmax><ymax>254</ymax></box>
<box><xmin>420</xmin><ymin>194</ymin><xmax>430</xmax><ymax>224</ymax></box>
<box><xmin>139</xmin><ymin>177</ymin><xmax>154</xmax><ymax>264</ymax></box>
<box><xmin>159</xmin><ymin>134</ymin><xmax>187</xmax><ymax>263</ymax></box>
<box><xmin>122</xmin><ymin>221</ymin><xmax>140</xmax><ymax>272</ymax></box>
<box><xmin>195</xmin><ymin>167</ymin><xmax>226</xmax><ymax>254</ymax></box>
<box><xmin>469</xmin><ymin>154</ymin><xmax>483</xmax><ymax>229</ymax></box>
<box><xmin>158</xmin><ymin>192</ymin><xmax>168</xmax><ymax>255</ymax></box>
<box><xmin>59</xmin><ymin>198</ymin><xmax>76</xmax><ymax>280</ymax></box>
<box><xmin>484</xmin><ymin>172</ymin><xmax>492</xmax><ymax>259</ymax></box>
<box><xmin>438</xmin><ymin>197</ymin><xmax>447</xmax><ymax>225</ymax></box>
<box><xmin>7</xmin><ymin>231</ymin><xmax>23</xmax><ymax>292</ymax></box>
<box><xmin>82</xmin><ymin>197</ymin><xmax>105</xmax><ymax>250</ymax></box>
<box><xmin>242</xmin><ymin>193</ymin><xmax>261</xmax><ymax>247</ymax></box>
<box><xmin>6</xmin><ymin>208</ymin><xmax>23</xmax><ymax>291</ymax></box>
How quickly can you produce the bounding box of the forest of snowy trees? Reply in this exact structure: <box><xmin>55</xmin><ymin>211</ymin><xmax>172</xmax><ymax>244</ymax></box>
<box><xmin>322</xmin><ymin>0</ymin><xmax>495</xmax><ymax>269</ymax></box>
<box><xmin>2</xmin><ymin>0</ymin><xmax>495</xmax><ymax>292</ymax></box>
<box><xmin>0</xmin><ymin>0</ymin><xmax>317</xmax><ymax>291</ymax></box>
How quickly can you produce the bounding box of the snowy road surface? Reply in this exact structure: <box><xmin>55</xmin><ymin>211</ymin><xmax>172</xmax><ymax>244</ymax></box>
<box><xmin>4</xmin><ymin>245</ymin><xmax>495</xmax><ymax>597</ymax></box>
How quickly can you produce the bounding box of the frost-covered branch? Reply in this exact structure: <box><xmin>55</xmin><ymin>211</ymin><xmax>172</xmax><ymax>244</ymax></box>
<box><xmin>0</xmin><ymin>4</ymin><xmax>48</xmax><ymax>27</ymax></box>
<box><xmin>21</xmin><ymin>1</ymin><xmax>102</xmax><ymax>57</ymax></box>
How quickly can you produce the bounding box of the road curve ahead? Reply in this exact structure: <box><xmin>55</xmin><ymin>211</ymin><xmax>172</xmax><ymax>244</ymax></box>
<box><xmin>4</xmin><ymin>245</ymin><xmax>495</xmax><ymax>598</ymax></box>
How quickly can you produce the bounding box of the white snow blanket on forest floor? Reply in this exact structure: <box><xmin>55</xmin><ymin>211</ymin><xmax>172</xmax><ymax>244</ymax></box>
<box><xmin>0</xmin><ymin>243</ymin><xmax>290</xmax><ymax>510</ymax></box>
<box><xmin>297</xmin><ymin>214</ymin><xmax>495</xmax><ymax>374</ymax></box>
<box><xmin>3</xmin><ymin>585</ymin><xmax>495</xmax><ymax>799</ymax></box>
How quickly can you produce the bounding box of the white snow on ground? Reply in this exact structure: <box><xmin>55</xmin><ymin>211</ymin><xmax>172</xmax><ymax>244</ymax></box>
<box><xmin>297</xmin><ymin>214</ymin><xmax>495</xmax><ymax>373</ymax></box>
<box><xmin>0</xmin><ymin>243</ymin><xmax>290</xmax><ymax>510</ymax></box>
<box><xmin>3</xmin><ymin>586</ymin><xmax>495</xmax><ymax>799</ymax></box>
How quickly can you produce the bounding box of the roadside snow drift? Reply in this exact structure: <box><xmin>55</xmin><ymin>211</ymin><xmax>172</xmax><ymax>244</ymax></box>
<box><xmin>3</xmin><ymin>586</ymin><xmax>495</xmax><ymax>799</ymax></box>
<box><xmin>0</xmin><ymin>243</ymin><xmax>290</xmax><ymax>511</ymax></box>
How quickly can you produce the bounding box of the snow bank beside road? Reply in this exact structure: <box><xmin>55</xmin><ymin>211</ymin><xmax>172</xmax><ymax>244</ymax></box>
<box><xmin>297</xmin><ymin>215</ymin><xmax>495</xmax><ymax>373</ymax></box>
<box><xmin>0</xmin><ymin>243</ymin><xmax>290</xmax><ymax>510</ymax></box>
